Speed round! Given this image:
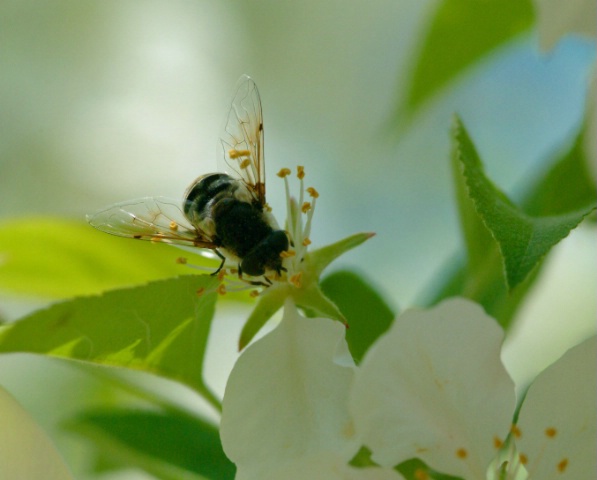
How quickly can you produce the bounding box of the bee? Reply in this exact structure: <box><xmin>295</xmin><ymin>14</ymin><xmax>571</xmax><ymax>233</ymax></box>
<box><xmin>87</xmin><ymin>75</ymin><xmax>289</xmax><ymax>281</ymax></box>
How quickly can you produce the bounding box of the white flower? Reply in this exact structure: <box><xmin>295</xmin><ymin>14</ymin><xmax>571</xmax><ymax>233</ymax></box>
<box><xmin>515</xmin><ymin>336</ymin><xmax>596</xmax><ymax>479</ymax></box>
<box><xmin>220</xmin><ymin>297</ymin><xmax>595</xmax><ymax>479</ymax></box>
<box><xmin>0</xmin><ymin>386</ymin><xmax>73</xmax><ymax>479</ymax></box>
<box><xmin>349</xmin><ymin>298</ymin><xmax>596</xmax><ymax>480</ymax></box>
<box><xmin>220</xmin><ymin>299</ymin><xmax>363</xmax><ymax>480</ymax></box>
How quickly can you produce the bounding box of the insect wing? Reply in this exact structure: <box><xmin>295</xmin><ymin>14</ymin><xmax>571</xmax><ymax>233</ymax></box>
<box><xmin>87</xmin><ymin>197</ymin><xmax>217</xmax><ymax>249</ymax></box>
<box><xmin>219</xmin><ymin>75</ymin><xmax>266</xmax><ymax>206</ymax></box>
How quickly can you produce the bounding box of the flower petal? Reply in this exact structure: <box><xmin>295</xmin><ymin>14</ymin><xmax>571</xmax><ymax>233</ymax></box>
<box><xmin>0</xmin><ymin>386</ymin><xmax>73</xmax><ymax>479</ymax></box>
<box><xmin>516</xmin><ymin>336</ymin><xmax>596</xmax><ymax>480</ymax></box>
<box><xmin>221</xmin><ymin>300</ymin><xmax>359</xmax><ymax>479</ymax></box>
<box><xmin>350</xmin><ymin>298</ymin><xmax>516</xmax><ymax>479</ymax></box>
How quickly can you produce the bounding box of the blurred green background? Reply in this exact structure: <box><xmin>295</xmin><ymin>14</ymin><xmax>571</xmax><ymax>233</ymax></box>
<box><xmin>0</xmin><ymin>1</ymin><xmax>595</xmax><ymax>478</ymax></box>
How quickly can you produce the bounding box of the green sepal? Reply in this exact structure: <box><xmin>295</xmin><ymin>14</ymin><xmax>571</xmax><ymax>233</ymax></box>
<box><xmin>238</xmin><ymin>232</ymin><xmax>375</xmax><ymax>349</ymax></box>
<box><xmin>308</xmin><ymin>232</ymin><xmax>375</xmax><ymax>276</ymax></box>
<box><xmin>238</xmin><ymin>285</ymin><xmax>288</xmax><ymax>350</ymax></box>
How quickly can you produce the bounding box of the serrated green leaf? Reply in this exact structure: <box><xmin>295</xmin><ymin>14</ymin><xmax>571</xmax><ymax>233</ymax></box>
<box><xmin>320</xmin><ymin>270</ymin><xmax>395</xmax><ymax>364</ymax></box>
<box><xmin>0</xmin><ymin>275</ymin><xmax>222</xmax><ymax>410</ymax></box>
<box><xmin>452</xmin><ymin>116</ymin><xmax>595</xmax><ymax>290</ymax></box>
<box><xmin>67</xmin><ymin>409</ymin><xmax>235</xmax><ymax>480</ymax></box>
<box><xmin>425</xmin><ymin>117</ymin><xmax>595</xmax><ymax>328</ymax></box>
<box><xmin>403</xmin><ymin>0</ymin><xmax>533</xmax><ymax>116</ymax></box>
<box><xmin>0</xmin><ymin>217</ymin><xmax>217</xmax><ymax>298</ymax></box>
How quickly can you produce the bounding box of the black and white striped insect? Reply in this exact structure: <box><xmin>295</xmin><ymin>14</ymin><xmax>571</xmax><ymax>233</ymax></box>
<box><xmin>87</xmin><ymin>75</ymin><xmax>289</xmax><ymax>280</ymax></box>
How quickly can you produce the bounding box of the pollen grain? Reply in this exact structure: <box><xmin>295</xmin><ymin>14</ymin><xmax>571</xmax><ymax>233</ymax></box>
<box><xmin>455</xmin><ymin>448</ymin><xmax>468</xmax><ymax>459</ymax></box>
<box><xmin>545</xmin><ymin>427</ymin><xmax>557</xmax><ymax>438</ymax></box>
<box><xmin>557</xmin><ymin>458</ymin><xmax>568</xmax><ymax>473</ymax></box>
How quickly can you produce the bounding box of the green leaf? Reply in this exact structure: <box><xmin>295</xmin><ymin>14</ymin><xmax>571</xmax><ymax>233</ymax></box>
<box><xmin>320</xmin><ymin>270</ymin><xmax>395</xmax><ymax>364</ymax></box>
<box><xmin>0</xmin><ymin>217</ymin><xmax>216</xmax><ymax>298</ymax></box>
<box><xmin>521</xmin><ymin>127</ymin><xmax>597</xmax><ymax>216</ymax></box>
<box><xmin>425</xmin><ymin>116</ymin><xmax>595</xmax><ymax>327</ymax></box>
<box><xmin>0</xmin><ymin>275</ymin><xmax>222</xmax><ymax>410</ymax></box>
<box><xmin>452</xmin><ymin>116</ymin><xmax>595</xmax><ymax>290</ymax></box>
<box><xmin>403</xmin><ymin>0</ymin><xmax>533</xmax><ymax>116</ymax></box>
<box><xmin>67</xmin><ymin>409</ymin><xmax>235</xmax><ymax>480</ymax></box>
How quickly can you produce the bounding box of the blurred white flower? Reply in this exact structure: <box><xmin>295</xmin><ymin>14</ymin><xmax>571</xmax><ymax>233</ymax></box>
<box><xmin>349</xmin><ymin>298</ymin><xmax>596</xmax><ymax>479</ymax></box>
<box><xmin>0</xmin><ymin>386</ymin><xmax>73</xmax><ymax>479</ymax></box>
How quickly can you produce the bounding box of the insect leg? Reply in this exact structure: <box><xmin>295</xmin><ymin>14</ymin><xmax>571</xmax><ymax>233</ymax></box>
<box><xmin>211</xmin><ymin>250</ymin><xmax>227</xmax><ymax>276</ymax></box>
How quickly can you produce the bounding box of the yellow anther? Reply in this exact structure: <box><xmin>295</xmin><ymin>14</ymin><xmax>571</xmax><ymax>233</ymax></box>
<box><xmin>414</xmin><ymin>470</ymin><xmax>429</xmax><ymax>480</ymax></box>
<box><xmin>302</xmin><ymin>237</ymin><xmax>311</xmax><ymax>246</ymax></box>
<box><xmin>297</xmin><ymin>165</ymin><xmax>305</xmax><ymax>179</ymax></box>
<box><xmin>217</xmin><ymin>269</ymin><xmax>227</xmax><ymax>281</ymax></box>
<box><xmin>169</xmin><ymin>221</ymin><xmax>178</xmax><ymax>231</ymax></box>
<box><xmin>277</xmin><ymin>168</ymin><xmax>291</xmax><ymax>178</ymax></box>
<box><xmin>229</xmin><ymin>149</ymin><xmax>251</xmax><ymax>159</ymax></box>
<box><xmin>289</xmin><ymin>272</ymin><xmax>303</xmax><ymax>288</ymax></box>
<box><xmin>239</xmin><ymin>158</ymin><xmax>251</xmax><ymax>169</ymax></box>
<box><xmin>176</xmin><ymin>257</ymin><xmax>187</xmax><ymax>264</ymax></box>
<box><xmin>492</xmin><ymin>436</ymin><xmax>503</xmax><ymax>449</ymax></box>
<box><xmin>249</xmin><ymin>290</ymin><xmax>260</xmax><ymax>298</ymax></box>
<box><xmin>196</xmin><ymin>287</ymin><xmax>205</xmax><ymax>297</ymax></box>
<box><xmin>545</xmin><ymin>427</ymin><xmax>557</xmax><ymax>438</ymax></box>
<box><xmin>301</xmin><ymin>202</ymin><xmax>311</xmax><ymax>213</ymax></box>
<box><xmin>455</xmin><ymin>448</ymin><xmax>468</xmax><ymax>459</ymax></box>
<box><xmin>217</xmin><ymin>283</ymin><xmax>227</xmax><ymax>295</ymax></box>
<box><xmin>280</xmin><ymin>250</ymin><xmax>296</xmax><ymax>258</ymax></box>
<box><xmin>519</xmin><ymin>453</ymin><xmax>528</xmax><ymax>465</ymax></box>
<box><xmin>511</xmin><ymin>424</ymin><xmax>522</xmax><ymax>438</ymax></box>
<box><xmin>306</xmin><ymin>186</ymin><xmax>319</xmax><ymax>198</ymax></box>
<box><xmin>557</xmin><ymin>458</ymin><xmax>569</xmax><ymax>472</ymax></box>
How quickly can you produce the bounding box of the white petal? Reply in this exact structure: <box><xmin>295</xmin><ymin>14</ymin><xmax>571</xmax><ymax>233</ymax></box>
<box><xmin>0</xmin><ymin>386</ymin><xmax>73</xmax><ymax>479</ymax></box>
<box><xmin>516</xmin><ymin>336</ymin><xmax>596</xmax><ymax>480</ymax></box>
<box><xmin>221</xmin><ymin>300</ymin><xmax>359</xmax><ymax>479</ymax></box>
<box><xmin>261</xmin><ymin>453</ymin><xmax>405</xmax><ymax>480</ymax></box>
<box><xmin>350</xmin><ymin>298</ymin><xmax>516</xmax><ymax>479</ymax></box>
<box><xmin>532</xmin><ymin>0</ymin><xmax>596</xmax><ymax>50</ymax></box>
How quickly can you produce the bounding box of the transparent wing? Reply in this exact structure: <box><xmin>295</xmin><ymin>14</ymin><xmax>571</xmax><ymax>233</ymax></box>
<box><xmin>219</xmin><ymin>75</ymin><xmax>266</xmax><ymax>206</ymax></box>
<box><xmin>87</xmin><ymin>197</ymin><xmax>217</xmax><ymax>249</ymax></box>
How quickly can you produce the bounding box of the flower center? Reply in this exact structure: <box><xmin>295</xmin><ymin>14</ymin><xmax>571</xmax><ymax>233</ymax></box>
<box><xmin>277</xmin><ymin>166</ymin><xmax>319</xmax><ymax>287</ymax></box>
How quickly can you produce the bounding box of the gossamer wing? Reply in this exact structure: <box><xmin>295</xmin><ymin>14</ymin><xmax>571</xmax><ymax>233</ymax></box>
<box><xmin>88</xmin><ymin>75</ymin><xmax>289</xmax><ymax>281</ymax></box>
